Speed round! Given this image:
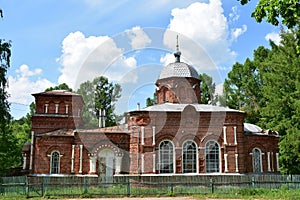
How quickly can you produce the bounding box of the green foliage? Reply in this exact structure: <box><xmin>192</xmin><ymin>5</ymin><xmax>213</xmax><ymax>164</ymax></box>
<box><xmin>44</xmin><ymin>83</ymin><xmax>73</xmax><ymax>92</ymax></box>
<box><xmin>76</xmin><ymin>76</ymin><xmax>122</xmax><ymax>127</ymax></box>
<box><xmin>200</xmin><ymin>73</ymin><xmax>216</xmax><ymax>105</ymax></box>
<box><xmin>146</xmin><ymin>93</ymin><xmax>157</xmax><ymax>107</ymax></box>
<box><xmin>225</xmin><ymin>29</ymin><xmax>300</xmax><ymax>174</ymax></box>
<box><xmin>238</xmin><ymin>0</ymin><xmax>300</xmax><ymax>29</ymax></box>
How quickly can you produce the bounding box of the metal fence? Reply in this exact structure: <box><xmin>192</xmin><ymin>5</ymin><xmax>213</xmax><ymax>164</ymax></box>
<box><xmin>1</xmin><ymin>174</ymin><xmax>299</xmax><ymax>198</ymax></box>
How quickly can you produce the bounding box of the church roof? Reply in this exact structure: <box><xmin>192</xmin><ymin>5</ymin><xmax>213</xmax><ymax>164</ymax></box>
<box><xmin>136</xmin><ymin>103</ymin><xmax>244</xmax><ymax>113</ymax></box>
<box><xmin>158</xmin><ymin>62</ymin><xmax>199</xmax><ymax>80</ymax></box>
<box><xmin>32</xmin><ymin>90</ymin><xmax>81</xmax><ymax>97</ymax></box>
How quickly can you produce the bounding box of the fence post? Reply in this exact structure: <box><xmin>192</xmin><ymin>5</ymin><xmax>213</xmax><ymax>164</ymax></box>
<box><xmin>251</xmin><ymin>176</ymin><xmax>256</xmax><ymax>188</ymax></box>
<box><xmin>127</xmin><ymin>177</ymin><xmax>131</xmax><ymax>196</ymax></box>
<box><xmin>210</xmin><ymin>178</ymin><xmax>215</xmax><ymax>194</ymax></box>
<box><xmin>25</xmin><ymin>176</ymin><xmax>29</xmax><ymax>198</ymax></box>
<box><xmin>0</xmin><ymin>177</ymin><xmax>3</xmax><ymax>195</ymax></box>
<box><xmin>41</xmin><ymin>177</ymin><xmax>45</xmax><ymax>197</ymax></box>
<box><xmin>170</xmin><ymin>183</ymin><xmax>174</xmax><ymax>195</ymax></box>
<box><xmin>83</xmin><ymin>177</ymin><xmax>88</xmax><ymax>194</ymax></box>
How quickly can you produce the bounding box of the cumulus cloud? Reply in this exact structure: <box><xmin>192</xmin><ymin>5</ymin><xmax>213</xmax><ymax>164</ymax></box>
<box><xmin>7</xmin><ymin>64</ymin><xmax>55</xmax><ymax>105</ymax></box>
<box><xmin>126</xmin><ymin>26</ymin><xmax>151</xmax><ymax>49</ymax></box>
<box><xmin>231</xmin><ymin>25</ymin><xmax>247</xmax><ymax>41</ymax></box>
<box><xmin>265</xmin><ymin>32</ymin><xmax>281</xmax><ymax>45</ymax></box>
<box><xmin>57</xmin><ymin>31</ymin><xmax>138</xmax><ymax>89</ymax></box>
<box><xmin>163</xmin><ymin>0</ymin><xmax>247</xmax><ymax>71</ymax></box>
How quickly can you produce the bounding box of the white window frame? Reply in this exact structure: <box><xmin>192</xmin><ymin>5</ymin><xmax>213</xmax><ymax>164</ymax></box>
<box><xmin>159</xmin><ymin>140</ymin><xmax>175</xmax><ymax>174</ymax></box>
<box><xmin>182</xmin><ymin>140</ymin><xmax>198</xmax><ymax>174</ymax></box>
<box><xmin>50</xmin><ymin>150</ymin><xmax>60</xmax><ymax>174</ymax></box>
<box><xmin>252</xmin><ymin>148</ymin><xmax>263</xmax><ymax>173</ymax></box>
<box><xmin>205</xmin><ymin>140</ymin><xmax>220</xmax><ymax>173</ymax></box>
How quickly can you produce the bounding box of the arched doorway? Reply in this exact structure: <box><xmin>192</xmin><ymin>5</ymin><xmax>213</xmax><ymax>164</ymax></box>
<box><xmin>98</xmin><ymin>149</ymin><xmax>115</xmax><ymax>179</ymax></box>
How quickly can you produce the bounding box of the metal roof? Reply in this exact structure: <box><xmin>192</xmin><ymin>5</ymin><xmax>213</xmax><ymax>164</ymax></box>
<box><xmin>158</xmin><ymin>62</ymin><xmax>199</xmax><ymax>80</ymax></box>
<box><xmin>134</xmin><ymin>103</ymin><xmax>244</xmax><ymax>113</ymax></box>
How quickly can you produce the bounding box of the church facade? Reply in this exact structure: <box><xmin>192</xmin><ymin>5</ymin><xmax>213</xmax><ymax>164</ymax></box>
<box><xmin>22</xmin><ymin>50</ymin><xmax>279</xmax><ymax>176</ymax></box>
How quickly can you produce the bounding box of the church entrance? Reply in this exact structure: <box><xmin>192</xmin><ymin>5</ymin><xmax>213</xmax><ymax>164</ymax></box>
<box><xmin>98</xmin><ymin>149</ymin><xmax>115</xmax><ymax>182</ymax></box>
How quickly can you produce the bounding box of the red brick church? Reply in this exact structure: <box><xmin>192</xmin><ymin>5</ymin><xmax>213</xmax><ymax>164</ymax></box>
<box><xmin>22</xmin><ymin>48</ymin><xmax>279</xmax><ymax>177</ymax></box>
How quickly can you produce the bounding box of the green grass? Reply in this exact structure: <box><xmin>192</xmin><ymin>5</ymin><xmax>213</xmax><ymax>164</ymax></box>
<box><xmin>193</xmin><ymin>188</ymin><xmax>300</xmax><ymax>200</ymax></box>
<box><xmin>0</xmin><ymin>185</ymin><xmax>299</xmax><ymax>199</ymax></box>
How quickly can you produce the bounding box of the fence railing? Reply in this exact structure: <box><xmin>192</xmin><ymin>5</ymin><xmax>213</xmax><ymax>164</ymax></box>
<box><xmin>1</xmin><ymin>174</ymin><xmax>299</xmax><ymax>198</ymax></box>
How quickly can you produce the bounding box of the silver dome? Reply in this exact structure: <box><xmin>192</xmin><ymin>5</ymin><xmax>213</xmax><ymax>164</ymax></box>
<box><xmin>158</xmin><ymin>62</ymin><xmax>199</xmax><ymax>80</ymax></box>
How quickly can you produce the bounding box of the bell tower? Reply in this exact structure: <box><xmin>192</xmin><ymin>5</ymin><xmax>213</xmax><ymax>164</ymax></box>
<box><xmin>155</xmin><ymin>37</ymin><xmax>201</xmax><ymax>104</ymax></box>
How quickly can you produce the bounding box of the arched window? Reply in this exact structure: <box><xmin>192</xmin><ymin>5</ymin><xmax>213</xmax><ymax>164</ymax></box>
<box><xmin>159</xmin><ymin>140</ymin><xmax>174</xmax><ymax>173</ymax></box>
<box><xmin>205</xmin><ymin>141</ymin><xmax>220</xmax><ymax>173</ymax></box>
<box><xmin>182</xmin><ymin>141</ymin><xmax>197</xmax><ymax>173</ymax></box>
<box><xmin>252</xmin><ymin>148</ymin><xmax>262</xmax><ymax>173</ymax></box>
<box><xmin>50</xmin><ymin>151</ymin><xmax>60</xmax><ymax>174</ymax></box>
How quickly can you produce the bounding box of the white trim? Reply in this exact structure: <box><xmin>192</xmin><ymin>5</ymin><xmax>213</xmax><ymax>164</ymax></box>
<box><xmin>224</xmin><ymin>154</ymin><xmax>228</xmax><ymax>172</ymax></box>
<box><xmin>89</xmin><ymin>155</ymin><xmax>96</xmax><ymax>173</ymax></box>
<box><xmin>45</xmin><ymin>104</ymin><xmax>49</xmax><ymax>113</ymax></box>
<box><xmin>233</xmin><ymin>126</ymin><xmax>237</xmax><ymax>145</ymax></box>
<box><xmin>29</xmin><ymin>131</ymin><xmax>34</xmax><ymax>170</ymax></box>
<box><xmin>22</xmin><ymin>154</ymin><xmax>27</xmax><ymax>170</ymax></box>
<box><xmin>141</xmin><ymin>126</ymin><xmax>145</xmax><ymax>145</ymax></box>
<box><xmin>141</xmin><ymin>154</ymin><xmax>145</xmax><ymax>173</ymax></box>
<box><xmin>65</xmin><ymin>104</ymin><xmax>69</xmax><ymax>114</ymax></box>
<box><xmin>152</xmin><ymin>153</ymin><xmax>156</xmax><ymax>173</ymax></box>
<box><xmin>235</xmin><ymin>154</ymin><xmax>239</xmax><ymax>172</ymax></box>
<box><xmin>152</xmin><ymin>126</ymin><xmax>156</xmax><ymax>145</ymax></box>
<box><xmin>267</xmin><ymin>152</ymin><xmax>271</xmax><ymax>172</ymax></box>
<box><xmin>71</xmin><ymin>145</ymin><xmax>75</xmax><ymax>173</ymax></box>
<box><xmin>55</xmin><ymin>103</ymin><xmax>59</xmax><ymax>113</ymax></box>
<box><xmin>276</xmin><ymin>153</ymin><xmax>279</xmax><ymax>172</ymax></box>
<box><xmin>223</xmin><ymin>126</ymin><xmax>227</xmax><ymax>145</ymax></box>
<box><xmin>79</xmin><ymin>145</ymin><xmax>83</xmax><ymax>173</ymax></box>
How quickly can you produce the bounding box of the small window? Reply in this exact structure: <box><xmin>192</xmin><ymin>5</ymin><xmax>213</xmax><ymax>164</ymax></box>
<box><xmin>159</xmin><ymin>140</ymin><xmax>174</xmax><ymax>173</ymax></box>
<box><xmin>182</xmin><ymin>141</ymin><xmax>197</xmax><ymax>173</ymax></box>
<box><xmin>205</xmin><ymin>141</ymin><xmax>220</xmax><ymax>173</ymax></box>
<box><xmin>252</xmin><ymin>148</ymin><xmax>262</xmax><ymax>173</ymax></box>
<box><xmin>50</xmin><ymin>151</ymin><xmax>60</xmax><ymax>174</ymax></box>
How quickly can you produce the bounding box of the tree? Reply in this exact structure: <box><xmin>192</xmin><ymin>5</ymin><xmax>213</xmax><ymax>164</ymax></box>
<box><xmin>223</xmin><ymin>46</ymin><xmax>269</xmax><ymax>124</ymax></box>
<box><xmin>0</xmin><ymin>10</ymin><xmax>20</xmax><ymax>174</ymax></box>
<box><xmin>224</xmin><ymin>29</ymin><xmax>300</xmax><ymax>173</ymax></box>
<box><xmin>77</xmin><ymin>76</ymin><xmax>121</xmax><ymax>128</ymax></box>
<box><xmin>200</xmin><ymin>73</ymin><xmax>217</xmax><ymax>105</ymax></box>
<box><xmin>146</xmin><ymin>93</ymin><xmax>157</xmax><ymax>107</ymax></box>
<box><xmin>238</xmin><ymin>0</ymin><xmax>300</xmax><ymax>29</ymax></box>
<box><xmin>45</xmin><ymin>83</ymin><xmax>73</xmax><ymax>92</ymax></box>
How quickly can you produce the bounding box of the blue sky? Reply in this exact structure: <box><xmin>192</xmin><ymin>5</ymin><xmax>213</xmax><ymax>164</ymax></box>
<box><xmin>1</xmin><ymin>0</ymin><xmax>281</xmax><ymax>119</ymax></box>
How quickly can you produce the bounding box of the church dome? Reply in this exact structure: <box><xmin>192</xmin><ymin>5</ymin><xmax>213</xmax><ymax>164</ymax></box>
<box><xmin>158</xmin><ymin>61</ymin><xmax>199</xmax><ymax>80</ymax></box>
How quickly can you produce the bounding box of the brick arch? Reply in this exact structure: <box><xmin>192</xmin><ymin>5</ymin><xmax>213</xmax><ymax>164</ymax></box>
<box><xmin>247</xmin><ymin>142</ymin><xmax>267</xmax><ymax>154</ymax></box>
<box><xmin>91</xmin><ymin>140</ymin><xmax>123</xmax><ymax>157</ymax></box>
<box><xmin>178</xmin><ymin>134</ymin><xmax>201</xmax><ymax>147</ymax></box>
<box><xmin>46</xmin><ymin>145</ymin><xmax>64</xmax><ymax>155</ymax></box>
<box><xmin>200</xmin><ymin>133</ymin><xmax>223</xmax><ymax>147</ymax></box>
<box><xmin>156</xmin><ymin>134</ymin><xmax>179</xmax><ymax>148</ymax></box>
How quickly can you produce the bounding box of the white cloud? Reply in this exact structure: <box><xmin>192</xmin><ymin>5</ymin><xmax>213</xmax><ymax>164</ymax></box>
<box><xmin>265</xmin><ymin>32</ymin><xmax>281</xmax><ymax>45</ymax></box>
<box><xmin>164</xmin><ymin>0</ymin><xmax>247</xmax><ymax>70</ymax></box>
<box><xmin>231</xmin><ymin>25</ymin><xmax>247</xmax><ymax>41</ymax></box>
<box><xmin>229</xmin><ymin>6</ymin><xmax>239</xmax><ymax>22</ymax></box>
<box><xmin>57</xmin><ymin>31</ymin><xmax>138</xmax><ymax>89</ymax></box>
<box><xmin>7</xmin><ymin>64</ymin><xmax>55</xmax><ymax>105</ymax></box>
<box><xmin>126</xmin><ymin>26</ymin><xmax>151</xmax><ymax>49</ymax></box>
